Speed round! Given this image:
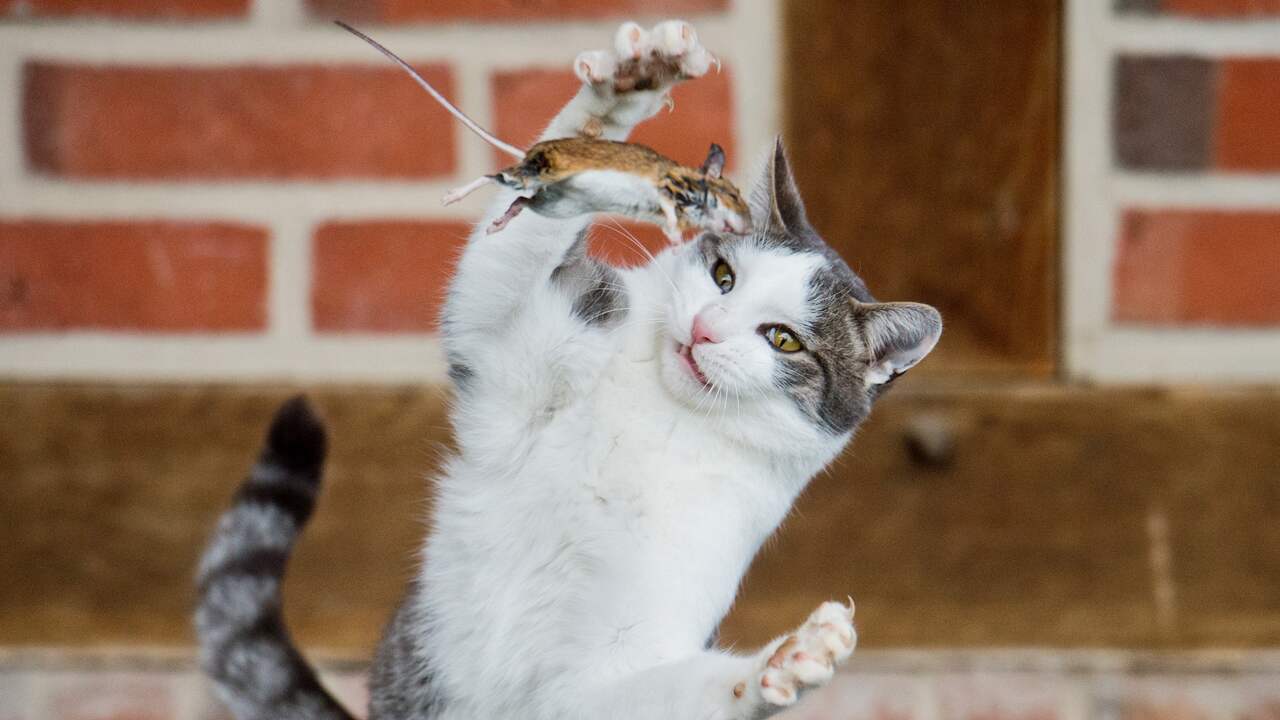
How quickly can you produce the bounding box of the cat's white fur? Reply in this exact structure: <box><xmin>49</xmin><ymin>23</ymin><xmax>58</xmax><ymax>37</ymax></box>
<box><xmin>419</xmin><ymin>21</ymin><xmax>866</xmax><ymax>720</ymax></box>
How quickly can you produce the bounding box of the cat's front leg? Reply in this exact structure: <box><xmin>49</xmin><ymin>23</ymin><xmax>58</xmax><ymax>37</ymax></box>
<box><xmin>578</xmin><ymin>600</ymin><xmax>856</xmax><ymax>720</ymax></box>
<box><xmin>542</xmin><ymin>19</ymin><xmax>717</xmax><ymax>142</ymax></box>
<box><xmin>443</xmin><ymin>20</ymin><xmax>715</xmax><ymax>393</ymax></box>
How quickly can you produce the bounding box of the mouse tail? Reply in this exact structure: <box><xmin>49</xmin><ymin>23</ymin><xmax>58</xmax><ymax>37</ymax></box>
<box><xmin>336</xmin><ymin>20</ymin><xmax>527</xmax><ymax>161</ymax></box>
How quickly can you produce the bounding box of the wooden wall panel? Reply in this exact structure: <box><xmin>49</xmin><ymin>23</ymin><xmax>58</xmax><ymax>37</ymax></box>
<box><xmin>2</xmin><ymin>382</ymin><xmax>1278</xmax><ymax>654</ymax></box>
<box><xmin>783</xmin><ymin>1</ymin><xmax>1060</xmax><ymax>373</ymax></box>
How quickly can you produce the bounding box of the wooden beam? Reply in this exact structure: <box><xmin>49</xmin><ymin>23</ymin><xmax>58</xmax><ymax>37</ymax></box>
<box><xmin>1</xmin><ymin>381</ymin><xmax>1277</xmax><ymax>654</ymax></box>
<box><xmin>784</xmin><ymin>0</ymin><xmax>1060</xmax><ymax>372</ymax></box>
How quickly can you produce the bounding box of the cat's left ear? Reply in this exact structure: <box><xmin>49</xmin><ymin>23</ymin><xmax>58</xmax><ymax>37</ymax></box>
<box><xmin>855</xmin><ymin>301</ymin><xmax>942</xmax><ymax>385</ymax></box>
<box><xmin>701</xmin><ymin>143</ymin><xmax>726</xmax><ymax>180</ymax></box>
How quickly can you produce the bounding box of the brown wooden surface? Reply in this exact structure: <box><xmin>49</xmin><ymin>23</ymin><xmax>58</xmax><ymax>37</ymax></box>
<box><xmin>784</xmin><ymin>0</ymin><xmax>1060</xmax><ymax>374</ymax></box>
<box><xmin>2</xmin><ymin>381</ymin><xmax>1278</xmax><ymax>655</ymax></box>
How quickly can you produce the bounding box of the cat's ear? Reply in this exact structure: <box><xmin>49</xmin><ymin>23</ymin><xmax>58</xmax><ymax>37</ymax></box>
<box><xmin>701</xmin><ymin>143</ymin><xmax>726</xmax><ymax>180</ymax></box>
<box><xmin>750</xmin><ymin>136</ymin><xmax>810</xmax><ymax>235</ymax></box>
<box><xmin>855</xmin><ymin>301</ymin><xmax>942</xmax><ymax>386</ymax></box>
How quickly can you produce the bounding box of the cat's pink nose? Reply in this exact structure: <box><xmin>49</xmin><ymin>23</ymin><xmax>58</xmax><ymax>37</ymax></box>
<box><xmin>691</xmin><ymin>313</ymin><xmax>721</xmax><ymax>345</ymax></box>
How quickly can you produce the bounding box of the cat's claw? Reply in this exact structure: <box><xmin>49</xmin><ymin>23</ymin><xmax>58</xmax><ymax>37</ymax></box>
<box><xmin>755</xmin><ymin>600</ymin><xmax>857</xmax><ymax>707</ymax></box>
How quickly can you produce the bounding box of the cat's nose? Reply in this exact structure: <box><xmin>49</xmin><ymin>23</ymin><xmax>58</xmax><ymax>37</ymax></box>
<box><xmin>691</xmin><ymin>311</ymin><xmax>722</xmax><ymax>345</ymax></box>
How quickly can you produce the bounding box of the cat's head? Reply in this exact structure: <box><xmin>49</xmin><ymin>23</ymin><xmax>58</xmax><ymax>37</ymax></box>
<box><xmin>655</xmin><ymin>138</ymin><xmax>941</xmax><ymax>456</ymax></box>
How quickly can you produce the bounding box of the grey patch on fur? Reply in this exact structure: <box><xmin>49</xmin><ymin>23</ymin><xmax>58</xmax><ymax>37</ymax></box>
<box><xmin>704</xmin><ymin>628</ymin><xmax>720</xmax><ymax>650</ymax></box>
<box><xmin>551</xmin><ymin>227</ymin><xmax>628</xmax><ymax>328</ymax></box>
<box><xmin>368</xmin><ymin>586</ymin><xmax>447</xmax><ymax>719</ymax></box>
<box><xmin>446</xmin><ymin>353</ymin><xmax>474</xmax><ymax>390</ymax></box>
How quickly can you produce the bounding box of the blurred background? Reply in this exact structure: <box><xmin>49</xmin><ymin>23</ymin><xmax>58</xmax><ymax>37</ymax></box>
<box><xmin>2</xmin><ymin>1</ymin><xmax>1278</xmax><ymax>718</ymax></box>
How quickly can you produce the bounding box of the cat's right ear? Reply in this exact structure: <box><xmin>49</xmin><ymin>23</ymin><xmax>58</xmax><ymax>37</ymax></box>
<box><xmin>749</xmin><ymin>136</ymin><xmax>810</xmax><ymax>235</ymax></box>
<box><xmin>854</xmin><ymin>301</ymin><xmax>942</xmax><ymax>386</ymax></box>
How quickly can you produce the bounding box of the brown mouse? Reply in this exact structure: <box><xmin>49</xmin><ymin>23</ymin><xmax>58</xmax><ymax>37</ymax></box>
<box><xmin>337</xmin><ymin>21</ymin><xmax>753</xmax><ymax>243</ymax></box>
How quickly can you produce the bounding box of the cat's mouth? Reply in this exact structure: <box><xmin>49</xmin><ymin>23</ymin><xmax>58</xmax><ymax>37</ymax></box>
<box><xmin>676</xmin><ymin>342</ymin><xmax>711</xmax><ymax>387</ymax></box>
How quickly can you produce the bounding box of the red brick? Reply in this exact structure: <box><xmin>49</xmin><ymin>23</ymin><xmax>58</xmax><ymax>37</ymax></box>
<box><xmin>311</xmin><ymin>220</ymin><xmax>676</xmax><ymax>331</ymax></box>
<box><xmin>47</xmin><ymin>673</ymin><xmax>175</xmax><ymax>720</ymax></box>
<box><xmin>312</xmin><ymin>221</ymin><xmax>470</xmax><ymax>332</ymax></box>
<box><xmin>0</xmin><ymin>221</ymin><xmax>267</xmax><ymax>332</ymax></box>
<box><xmin>1161</xmin><ymin>0</ymin><xmax>1280</xmax><ymax>16</ymax></box>
<box><xmin>1</xmin><ymin>0</ymin><xmax>247</xmax><ymax>19</ymax></box>
<box><xmin>1215</xmin><ymin>59</ymin><xmax>1280</xmax><ymax>171</ymax></box>
<box><xmin>23</xmin><ymin>63</ymin><xmax>456</xmax><ymax>180</ymax></box>
<box><xmin>309</xmin><ymin>0</ymin><xmax>726</xmax><ymax>24</ymax></box>
<box><xmin>1112</xmin><ymin>210</ymin><xmax>1280</xmax><ymax>326</ymax></box>
<box><xmin>490</xmin><ymin>67</ymin><xmax>736</xmax><ymax>171</ymax></box>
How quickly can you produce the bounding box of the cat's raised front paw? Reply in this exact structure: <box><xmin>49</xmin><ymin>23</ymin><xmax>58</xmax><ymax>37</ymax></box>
<box><xmin>755</xmin><ymin>599</ymin><xmax>857</xmax><ymax>707</ymax></box>
<box><xmin>573</xmin><ymin>19</ymin><xmax>716</xmax><ymax>95</ymax></box>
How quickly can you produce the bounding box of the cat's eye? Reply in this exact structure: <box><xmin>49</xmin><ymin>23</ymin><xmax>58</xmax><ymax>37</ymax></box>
<box><xmin>712</xmin><ymin>259</ymin><xmax>735</xmax><ymax>294</ymax></box>
<box><xmin>765</xmin><ymin>325</ymin><xmax>804</xmax><ymax>353</ymax></box>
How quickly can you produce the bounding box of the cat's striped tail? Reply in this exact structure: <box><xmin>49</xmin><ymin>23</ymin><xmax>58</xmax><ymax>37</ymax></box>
<box><xmin>195</xmin><ymin>396</ymin><xmax>355</xmax><ymax>720</ymax></box>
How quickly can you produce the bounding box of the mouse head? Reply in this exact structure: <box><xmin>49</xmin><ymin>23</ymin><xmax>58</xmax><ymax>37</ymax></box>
<box><xmin>682</xmin><ymin>144</ymin><xmax>753</xmax><ymax>236</ymax></box>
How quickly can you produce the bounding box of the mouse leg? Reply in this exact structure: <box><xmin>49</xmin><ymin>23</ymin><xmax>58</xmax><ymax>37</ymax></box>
<box><xmin>488</xmin><ymin>196</ymin><xmax>532</xmax><ymax>235</ymax></box>
<box><xmin>659</xmin><ymin>199</ymin><xmax>684</xmax><ymax>244</ymax></box>
<box><xmin>442</xmin><ymin>175</ymin><xmax>496</xmax><ymax>206</ymax></box>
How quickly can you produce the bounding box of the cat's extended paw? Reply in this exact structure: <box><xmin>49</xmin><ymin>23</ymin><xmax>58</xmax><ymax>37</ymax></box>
<box><xmin>573</xmin><ymin>19</ymin><xmax>716</xmax><ymax>96</ymax></box>
<box><xmin>755</xmin><ymin>599</ymin><xmax>857</xmax><ymax>707</ymax></box>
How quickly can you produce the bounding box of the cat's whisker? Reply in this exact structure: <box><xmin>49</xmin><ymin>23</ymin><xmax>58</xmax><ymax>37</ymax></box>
<box><xmin>597</xmin><ymin>218</ymin><xmax>683</xmax><ymax>302</ymax></box>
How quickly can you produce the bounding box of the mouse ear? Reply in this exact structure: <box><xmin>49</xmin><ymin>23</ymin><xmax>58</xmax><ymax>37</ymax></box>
<box><xmin>750</xmin><ymin>137</ymin><xmax>810</xmax><ymax>235</ymax></box>
<box><xmin>701</xmin><ymin>143</ymin><xmax>726</xmax><ymax>180</ymax></box>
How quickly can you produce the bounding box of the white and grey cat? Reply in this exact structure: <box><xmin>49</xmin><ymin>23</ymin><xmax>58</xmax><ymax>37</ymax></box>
<box><xmin>196</xmin><ymin>19</ymin><xmax>941</xmax><ymax>720</ymax></box>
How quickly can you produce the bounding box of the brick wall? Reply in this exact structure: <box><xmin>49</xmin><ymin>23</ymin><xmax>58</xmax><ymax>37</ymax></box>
<box><xmin>0</xmin><ymin>0</ymin><xmax>779</xmax><ymax>381</ymax></box>
<box><xmin>1066</xmin><ymin>1</ymin><xmax>1280</xmax><ymax>382</ymax></box>
<box><xmin>3</xmin><ymin>650</ymin><xmax>1279</xmax><ymax>720</ymax></box>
